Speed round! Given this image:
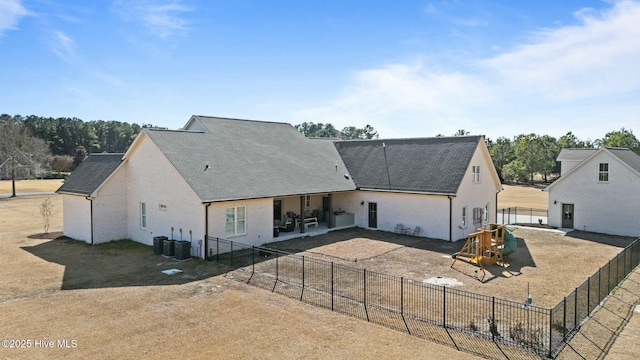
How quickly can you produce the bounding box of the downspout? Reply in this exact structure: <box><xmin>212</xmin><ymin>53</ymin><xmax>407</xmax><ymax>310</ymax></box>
<box><xmin>204</xmin><ymin>202</ymin><xmax>212</xmax><ymax>260</ymax></box>
<box><xmin>495</xmin><ymin>190</ymin><xmax>499</xmax><ymax>223</ymax></box>
<box><xmin>86</xmin><ymin>196</ymin><xmax>94</xmax><ymax>245</ymax></box>
<box><xmin>448</xmin><ymin>196</ymin><xmax>453</xmax><ymax>242</ymax></box>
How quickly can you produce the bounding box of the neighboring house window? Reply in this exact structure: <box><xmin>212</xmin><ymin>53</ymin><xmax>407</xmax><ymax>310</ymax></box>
<box><xmin>461</xmin><ymin>207</ymin><xmax>468</xmax><ymax>228</ymax></box>
<box><xmin>305</xmin><ymin>195</ymin><xmax>311</xmax><ymax>208</ymax></box>
<box><xmin>484</xmin><ymin>203</ymin><xmax>489</xmax><ymax>223</ymax></box>
<box><xmin>599</xmin><ymin>163</ymin><xmax>609</xmax><ymax>182</ymax></box>
<box><xmin>140</xmin><ymin>202</ymin><xmax>147</xmax><ymax>229</ymax></box>
<box><xmin>226</xmin><ymin>207</ymin><xmax>246</xmax><ymax>237</ymax></box>
<box><xmin>472</xmin><ymin>166</ymin><xmax>481</xmax><ymax>183</ymax></box>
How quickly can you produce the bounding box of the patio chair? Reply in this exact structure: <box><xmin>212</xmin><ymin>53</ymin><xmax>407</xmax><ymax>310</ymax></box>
<box><xmin>275</xmin><ymin>217</ymin><xmax>294</xmax><ymax>232</ymax></box>
<box><xmin>412</xmin><ymin>226</ymin><xmax>421</xmax><ymax>236</ymax></box>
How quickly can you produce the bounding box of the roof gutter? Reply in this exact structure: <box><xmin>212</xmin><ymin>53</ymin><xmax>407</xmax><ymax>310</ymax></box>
<box><xmin>204</xmin><ymin>202</ymin><xmax>212</xmax><ymax>260</ymax></box>
<box><xmin>358</xmin><ymin>188</ymin><xmax>456</xmax><ymax>197</ymax></box>
<box><xmin>448</xmin><ymin>196</ymin><xmax>453</xmax><ymax>242</ymax></box>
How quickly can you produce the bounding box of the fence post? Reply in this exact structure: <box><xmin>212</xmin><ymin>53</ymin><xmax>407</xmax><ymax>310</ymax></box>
<box><xmin>216</xmin><ymin>237</ymin><xmax>219</xmax><ymax>261</ymax></box>
<box><xmin>563</xmin><ymin>296</ymin><xmax>567</xmax><ymax>338</ymax></box>
<box><xmin>615</xmin><ymin>255</ymin><xmax>618</xmax><ymax>283</ymax></box>
<box><xmin>272</xmin><ymin>251</ymin><xmax>279</xmax><ymax>293</ymax></box>
<box><xmin>230</xmin><ymin>241</ymin><xmax>233</xmax><ymax>267</ymax></box>
<box><xmin>363</xmin><ymin>269</ymin><xmax>369</xmax><ymax>321</ymax></box>
<box><xmin>587</xmin><ymin>277</ymin><xmax>591</xmax><ymax>313</ymax></box>
<box><xmin>608</xmin><ymin>259</ymin><xmax>613</xmax><ymax>293</ymax></box>
<box><xmin>548</xmin><ymin>308</ymin><xmax>553</xmax><ymax>358</ymax></box>
<box><xmin>598</xmin><ymin>267</ymin><xmax>602</xmax><ymax>304</ymax></box>
<box><xmin>252</xmin><ymin>246</ymin><xmax>255</xmax><ymax>274</ymax></box>
<box><xmin>331</xmin><ymin>262</ymin><xmax>334</xmax><ymax>311</ymax></box>
<box><xmin>492</xmin><ymin>296</ymin><xmax>495</xmax><ymax>340</ymax></box>
<box><xmin>401</xmin><ymin>277</ymin><xmax>411</xmax><ymax>334</ymax></box>
<box><xmin>300</xmin><ymin>256</ymin><xmax>305</xmax><ymax>301</ymax></box>
<box><xmin>443</xmin><ymin>286</ymin><xmax>446</xmax><ymax>327</ymax></box>
<box><xmin>574</xmin><ymin>287</ymin><xmax>578</xmax><ymax>329</ymax></box>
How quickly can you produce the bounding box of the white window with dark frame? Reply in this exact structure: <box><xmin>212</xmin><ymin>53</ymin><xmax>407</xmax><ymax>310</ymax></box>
<box><xmin>598</xmin><ymin>163</ymin><xmax>609</xmax><ymax>182</ymax></box>
<box><xmin>140</xmin><ymin>202</ymin><xmax>147</xmax><ymax>229</ymax></box>
<box><xmin>461</xmin><ymin>207</ymin><xmax>468</xmax><ymax>228</ymax></box>
<box><xmin>472</xmin><ymin>165</ymin><xmax>481</xmax><ymax>183</ymax></box>
<box><xmin>226</xmin><ymin>206</ymin><xmax>246</xmax><ymax>237</ymax></box>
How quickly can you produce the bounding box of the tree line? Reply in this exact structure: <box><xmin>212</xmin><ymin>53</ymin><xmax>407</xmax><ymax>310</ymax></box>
<box><xmin>1</xmin><ymin>114</ymin><xmax>638</xmax><ymax>186</ymax></box>
<box><xmin>0</xmin><ymin>114</ymin><xmax>160</xmax><ymax>178</ymax></box>
<box><xmin>296</xmin><ymin>123</ymin><xmax>640</xmax><ymax>184</ymax></box>
<box><xmin>487</xmin><ymin>129</ymin><xmax>639</xmax><ymax>183</ymax></box>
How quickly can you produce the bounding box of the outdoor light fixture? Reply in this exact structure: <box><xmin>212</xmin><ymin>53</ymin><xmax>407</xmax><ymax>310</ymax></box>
<box><xmin>360</xmin><ymin>201</ymin><xmax>365</xmax><ymax>206</ymax></box>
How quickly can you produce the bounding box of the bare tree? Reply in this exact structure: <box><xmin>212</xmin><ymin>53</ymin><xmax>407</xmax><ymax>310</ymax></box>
<box><xmin>0</xmin><ymin>116</ymin><xmax>50</xmax><ymax>196</ymax></box>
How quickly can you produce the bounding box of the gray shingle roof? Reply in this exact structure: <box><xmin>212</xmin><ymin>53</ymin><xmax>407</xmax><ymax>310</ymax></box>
<box><xmin>557</xmin><ymin>147</ymin><xmax>640</xmax><ymax>174</ymax></box>
<box><xmin>144</xmin><ymin>116</ymin><xmax>356</xmax><ymax>202</ymax></box>
<box><xmin>334</xmin><ymin>136</ymin><xmax>482</xmax><ymax>195</ymax></box>
<box><xmin>608</xmin><ymin>148</ymin><xmax>640</xmax><ymax>174</ymax></box>
<box><xmin>57</xmin><ymin>153</ymin><xmax>123</xmax><ymax>195</ymax></box>
<box><xmin>557</xmin><ymin>148</ymin><xmax>597</xmax><ymax>161</ymax></box>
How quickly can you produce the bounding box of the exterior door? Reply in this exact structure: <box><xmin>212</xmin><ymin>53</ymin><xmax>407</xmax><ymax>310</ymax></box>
<box><xmin>562</xmin><ymin>204</ymin><xmax>574</xmax><ymax>228</ymax></box>
<box><xmin>273</xmin><ymin>200</ymin><xmax>282</xmax><ymax>221</ymax></box>
<box><xmin>368</xmin><ymin>202</ymin><xmax>377</xmax><ymax>228</ymax></box>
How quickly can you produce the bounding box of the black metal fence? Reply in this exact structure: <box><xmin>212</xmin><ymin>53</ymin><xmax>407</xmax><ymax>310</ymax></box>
<box><xmin>498</xmin><ymin>207</ymin><xmax>548</xmax><ymax>226</ymax></box>
<box><xmin>548</xmin><ymin>238</ymin><xmax>640</xmax><ymax>357</ymax></box>
<box><xmin>207</xmin><ymin>235</ymin><xmax>640</xmax><ymax>359</ymax></box>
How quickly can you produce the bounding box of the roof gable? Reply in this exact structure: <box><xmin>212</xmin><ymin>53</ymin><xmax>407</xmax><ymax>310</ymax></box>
<box><xmin>545</xmin><ymin>147</ymin><xmax>640</xmax><ymax>192</ymax></box>
<box><xmin>142</xmin><ymin>117</ymin><xmax>356</xmax><ymax>202</ymax></box>
<box><xmin>57</xmin><ymin>154</ymin><xmax>123</xmax><ymax>196</ymax></box>
<box><xmin>334</xmin><ymin>136</ymin><xmax>482</xmax><ymax>194</ymax></box>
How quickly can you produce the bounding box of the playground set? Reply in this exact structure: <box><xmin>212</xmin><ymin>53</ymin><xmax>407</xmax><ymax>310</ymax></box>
<box><xmin>451</xmin><ymin>224</ymin><xmax>517</xmax><ymax>281</ymax></box>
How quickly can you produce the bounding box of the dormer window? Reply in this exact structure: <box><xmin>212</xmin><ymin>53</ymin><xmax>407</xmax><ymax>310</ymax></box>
<box><xmin>598</xmin><ymin>163</ymin><xmax>609</xmax><ymax>182</ymax></box>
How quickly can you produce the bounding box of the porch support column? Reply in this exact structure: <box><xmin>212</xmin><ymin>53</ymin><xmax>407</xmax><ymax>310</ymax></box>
<box><xmin>299</xmin><ymin>195</ymin><xmax>306</xmax><ymax>233</ymax></box>
<box><xmin>328</xmin><ymin>193</ymin><xmax>335</xmax><ymax>229</ymax></box>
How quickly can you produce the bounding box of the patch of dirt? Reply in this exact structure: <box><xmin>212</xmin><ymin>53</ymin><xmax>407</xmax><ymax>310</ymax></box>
<box><xmin>305</xmin><ymin>237</ymin><xmax>403</xmax><ymax>261</ymax></box>
<box><xmin>266</xmin><ymin>227</ymin><xmax>634</xmax><ymax>308</ymax></box>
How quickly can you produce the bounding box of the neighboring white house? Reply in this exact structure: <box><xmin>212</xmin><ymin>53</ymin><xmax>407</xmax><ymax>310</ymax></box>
<box><xmin>544</xmin><ymin>147</ymin><xmax>640</xmax><ymax>237</ymax></box>
<box><xmin>58</xmin><ymin>116</ymin><xmax>502</xmax><ymax>258</ymax></box>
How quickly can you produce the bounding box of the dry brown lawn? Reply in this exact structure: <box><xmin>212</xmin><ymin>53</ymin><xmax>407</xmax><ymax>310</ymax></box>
<box><xmin>1</xmin><ymin>182</ymin><xmax>637</xmax><ymax>359</ymax></box>
<box><xmin>0</xmin><ymin>194</ymin><xmax>483</xmax><ymax>360</ymax></box>
<box><xmin>498</xmin><ymin>184</ymin><xmax>548</xmax><ymax>210</ymax></box>
<box><xmin>0</xmin><ymin>179</ymin><xmax>63</xmax><ymax>194</ymax></box>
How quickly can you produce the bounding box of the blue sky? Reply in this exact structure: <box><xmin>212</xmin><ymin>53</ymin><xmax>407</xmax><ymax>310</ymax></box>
<box><xmin>1</xmin><ymin>0</ymin><xmax>639</xmax><ymax>141</ymax></box>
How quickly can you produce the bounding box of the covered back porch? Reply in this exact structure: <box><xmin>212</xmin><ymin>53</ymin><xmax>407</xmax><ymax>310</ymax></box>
<box><xmin>272</xmin><ymin>192</ymin><xmax>356</xmax><ymax>240</ymax></box>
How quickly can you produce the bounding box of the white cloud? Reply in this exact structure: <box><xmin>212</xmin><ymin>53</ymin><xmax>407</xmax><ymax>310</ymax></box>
<box><xmin>0</xmin><ymin>0</ymin><xmax>29</xmax><ymax>37</ymax></box>
<box><xmin>49</xmin><ymin>31</ymin><xmax>75</xmax><ymax>60</ymax></box>
<box><xmin>113</xmin><ymin>0</ymin><xmax>193</xmax><ymax>39</ymax></box>
<box><xmin>294</xmin><ymin>1</ymin><xmax>640</xmax><ymax>140</ymax></box>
